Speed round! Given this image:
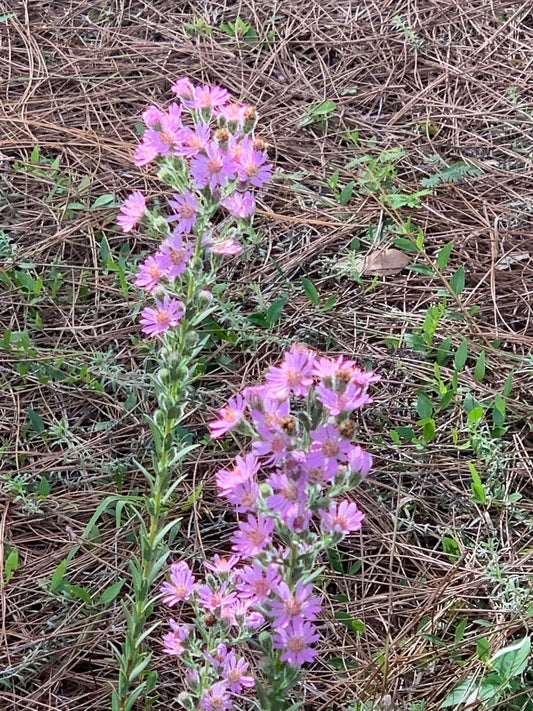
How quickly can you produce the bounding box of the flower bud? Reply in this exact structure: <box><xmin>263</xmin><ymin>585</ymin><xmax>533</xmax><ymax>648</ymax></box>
<box><xmin>243</xmin><ymin>106</ymin><xmax>257</xmax><ymax>134</ymax></box>
<box><xmin>279</xmin><ymin>415</ymin><xmax>297</xmax><ymax>435</ymax></box>
<box><xmin>203</xmin><ymin>612</ymin><xmax>217</xmax><ymax>627</ymax></box>
<box><xmin>338</xmin><ymin>419</ymin><xmax>355</xmax><ymax>440</ymax></box>
<box><xmin>259</xmin><ymin>482</ymin><xmax>273</xmax><ymax>498</ymax></box>
<box><xmin>214</xmin><ymin>128</ymin><xmax>230</xmax><ymax>148</ymax></box>
<box><xmin>252</xmin><ymin>136</ymin><xmax>269</xmax><ymax>152</ymax></box>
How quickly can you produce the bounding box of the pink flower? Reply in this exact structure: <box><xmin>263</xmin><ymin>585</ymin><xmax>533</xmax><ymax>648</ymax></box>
<box><xmin>313</xmin><ymin>354</ymin><xmax>357</xmax><ymax>381</ymax></box>
<box><xmin>253</xmin><ymin>425</ymin><xmax>290</xmax><ymax>466</ymax></box>
<box><xmin>284</xmin><ymin>504</ymin><xmax>312</xmax><ymax>533</ymax></box>
<box><xmin>191</xmin><ymin>142</ymin><xmax>237</xmax><ymax>190</ymax></box>
<box><xmin>319</xmin><ymin>499</ymin><xmax>365</xmax><ymax>534</ymax></box>
<box><xmin>117</xmin><ymin>191</ymin><xmax>145</xmax><ymax>232</ymax></box>
<box><xmin>142</xmin><ymin>103</ymin><xmax>186</xmax><ymax>157</ymax></box>
<box><xmin>221</xmin><ymin>191</ymin><xmax>256</xmax><ymax>218</ymax></box>
<box><xmin>205</xmin><ymin>643</ymin><xmax>229</xmax><ymax>667</ymax></box>
<box><xmin>142</xmin><ymin>105</ymin><xmax>165</xmax><ymax>128</ymax></box>
<box><xmin>231</xmin><ymin>514</ymin><xmax>274</xmax><ymax>557</ymax></box>
<box><xmin>157</xmin><ymin>233</ymin><xmax>193</xmax><ymax>278</ymax></box>
<box><xmin>139</xmin><ymin>296</ymin><xmax>184</xmax><ymax>337</ymax></box>
<box><xmin>236</xmin><ymin>562</ymin><xmax>281</xmax><ymax>604</ymax></box>
<box><xmin>209</xmin><ymin>393</ymin><xmax>246</xmax><ymax>439</ymax></box>
<box><xmin>273</xmin><ymin>618</ymin><xmax>319</xmax><ymax>666</ymax></box>
<box><xmin>174</xmin><ymin>122</ymin><xmax>211</xmax><ymax>158</ymax></box>
<box><xmin>348</xmin><ymin>445</ymin><xmax>373</xmax><ymax>477</ymax></box>
<box><xmin>225</xmin><ymin>477</ymin><xmax>260</xmax><ymax>513</ymax></box>
<box><xmin>134</xmin><ymin>140</ymin><xmax>159</xmax><ymax>167</ymax></box>
<box><xmin>244</xmin><ymin>609</ymin><xmax>265</xmax><ymax>628</ymax></box>
<box><xmin>171</xmin><ymin>76</ymin><xmax>195</xmax><ymax>100</ymax></box>
<box><xmin>237</xmin><ymin>144</ymin><xmax>272</xmax><ymax>187</ymax></box>
<box><xmin>219</xmin><ymin>103</ymin><xmax>249</xmax><ymax>126</ymax></box>
<box><xmin>160</xmin><ymin>561</ymin><xmax>195</xmax><ymax>606</ymax></box>
<box><xmin>316</xmin><ymin>382</ymin><xmax>372</xmax><ymax>416</ymax></box>
<box><xmin>216</xmin><ymin>453</ymin><xmax>260</xmax><ymax>496</ymax></box>
<box><xmin>265</xmin><ymin>344</ymin><xmax>315</xmax><ymax>399</ymax></box>
<box><xmin>197</xmin><ymin>582</ymin><xmax>237</xmax><ymax>611</ymax></box>
<box><xmin>269</xmin><ymin>582</ymin><xmax>321</xmax><ymax>629</ymax></box>
<box><xmin>201</xmin><ymin>682</ymin><xmax>232</xmax><ymax>711</ymax></box>
<box><xmin>266</xmin><ymin>471</ymin><xmax>306</xmax><ymax>518</ymax></box>
<box><xmin>162</xmin><ymin>619</ymin><xmax>190</xmax><ymax>656</ymax></box>
<box><xmin>134</xmin><ymin>253</ymin><xmax>170</xmax><ymax>292</ymax></box>
<box><xmin>204</xmin><ymin>554</ymin><xmax>240</xmax><ymax>574</ymax></box>
<box><xmin>304</xmin><ymin>450</ymin><xmax>332</xmax><ymax>485</ymax></box>
<box><xmin>167</xmin><ymin>189</ymin><xmax>198</xmax><ymax>233</ymax></box>
<box><xmin>209</xmin><ymin>238</ymin><xmax>242</xmax><ymax>255</ymax></box>
<box><xmin>189</xmin><ymin>85</ymin><xmax>230</xmax><ymax>111</ymax></box>
<box><xmin>310</xmin><ymin>424</ymin><xmax>352</xmax><ymax>478</ymax></box>
<box><xmin>222</xmin><ymin>651</ymin><xmax>255</xmax><ymax>693</ymax></box>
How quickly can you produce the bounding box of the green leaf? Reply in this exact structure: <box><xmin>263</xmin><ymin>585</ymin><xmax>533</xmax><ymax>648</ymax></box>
<box><xmin>492</xmin><ymin>394</ymin><xmax>506</xmax><ymax>428</ymax></box>
<box><xmin>322</xmin><ymin>294</ymin><xmax>337</xmax><ymax>312</ymax></box>
<box><xmin>0</xmin><ymin>12</ymin><xmax>17</xmax><ymax>21</ymax></box>
<box><xmin>334</xmin><ymin>611</ymin><xmax>365</xmax><ymax>634</ymax></box>
<box><xmin>422</xmin><ymin>418</ymin><xmax>436</xmax><ymax>442</ymax></box>
<box><xmin>311</xmin><ymin>100</ymin><xmax>336</xmax><ymax>116</ymax></box>
<box><xmin>467</xmin><ymin>407</ymin><xmax>485</xmax><ymax>423</ymax></box>
<box><xmin>490</xmin><ymin>636</ymin><xmax>531</xmax><ymax>679</ymax></box>
<box><xmin>50</xmin><ymin>560</ymin><xmax>67</xmax><ymax>592</ymax></box>
<box><xmin>393</xmin><ymin>237</ymin><xmax>420</xmax><ymax>253</ymax></box>
<box><xmin>327</xmin><ymin>548</ymin><xmax>344</xmax><ymax>573</ymax></box>
<box><xmin>416</xmin><ymin>391</ymin><xmax>433</xmax><ymax>419</ymax></box>
<box><xmin>97</xmin><ymin>579</ymin><xmax>126</xmax><ymax>605</ymax></box>
<box><xmin>441</xmin><ymin>678</ymin><xmax>479</xmax><ymax>707</ymax></box>
<box><xmin>91</xmin><ymin>193</ymin><xmax>116</xmax><ymax>208</ymax></box>
<box><xmin>5</xmin><ymin>547</ymin><xmax>19</xmax><ymax>583</ymax></box>
<box><xmin>437</xmin><ymin>241</ymin><xmax>453</xmax><ymax>270</ymax></box>
<box><xmin>30</xmin><ymin>145</ymin><xmax>40</xmax><ymax>164</ymax></box>
<box><xmin>66</xmin><ymin>584</ymin><xmax>92</xmax><ymax>605</ymax></box>
<box><xmin>406</xmin><ymin>263</ymin><xmax>435</xmax><ymax>276</ymax></box>
<box><xmin>265</xmin><ymin>297</ymin><xmax>287</xmax><ymax>327</ymax></box>
<box><xmin>27</xmin><ymin>407</ymin><xmax>45</xmax><ymax>433</ymax></box>
<box><xmin>339</xmin><ymin>181</ymin><xmax>355</xmax><ymax>205</ymax></box>
<box><xmin>454</xmin><ymin>617</ymin><xmax>468</xmax><ymax>644</ymax></box>
<box><xmin>301</xmin><ymin>277</ymin><xmax>319</xmax><ymax>306</ymax></box>
<box><xmin>469</xmin><ymin>462</ymin><xmax>487</xmax><ymax>505</ymax></box>
<box><xmin>38</xmin><ymin>476</ymin><xmax>51</xmax><ymax>497</ymax></box>
<box><xmin>328</xmin><ymin>656</ymin><xmax>357</xmax><ymax>669</ymax></box>
<box><xmin>502</xmin><ymin>371</ymin><xmax>513</xmax><ymax>398</ymax></box>
<box><xmin>450</xmin><ymin>265</ymin><xmax>465</xmax><ymax>295</ymax></box>
<box><xmin>474</xmin><ymin>350</ymin><xmax>486</xmax><ymax>381</ymax></box>
<box><xmin>442</xmin><ymin>536</ymin><xmax>460</xmax><ymax>562</ymax></box>
<box><xmin>454</xmin><ymin>339</ymin><xmax>468</xmax><ymax>370</ymax></box>
<box><xmin>476</xmin><ymin>636</ymin><xmax>491</xmax><ymax>662</ymax></box>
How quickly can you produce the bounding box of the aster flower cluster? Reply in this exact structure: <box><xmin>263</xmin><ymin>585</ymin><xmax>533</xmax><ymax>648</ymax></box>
<box><xmin>161</xmin><ymin>345</ymin><xmax>379</xmax><ymax>709</ymax></box>
<box><xmin>116</xmin><ymin>76</ymin><xmax>272</xmax><ymax>338</ymax></box>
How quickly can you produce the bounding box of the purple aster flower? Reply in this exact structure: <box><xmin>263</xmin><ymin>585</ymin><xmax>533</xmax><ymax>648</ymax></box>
<box><xmin>252</xmin><ymin>425</ymin><xmax>291</xmax><ymax>466</ymax></box>
<box><xmin>117</xmin><ymin>191</ymin><xmax>145</xmax><ymax>232</ymax></box>
<box><xmin>142</xmin><ymin>105</ymin><xmax>165</xmax><ymax>129</ymax></box>
<box><xmin>174</xmin><ymin>122</ymin><xmax>211</xmax><ymax>158</ymax></box>
<box><xmin>225</xmin><ymin>477</ymin><xmax>260</xmax><ymax>513</ymax></box>
<box><xmin>269</xmin><ymin>582</ymin><xmax>321</xmax><ymax>629</ymax></box>
<box><xmin>201</xmin><ymin>682</ymin><xmax>232</xmax><ymax>711</ymax></box>
<box><xmin>189</xmin><ymin>84</ymin><xmax>230</xmax><ymax>111</ymax></box>
<box><xmin>284</xmin><ymin>503</ymin><xmax>312</xmax><ymax>533</ymax></box>
<box><xmin>266</xmin><ymin>471</ymin><xmax>306</xmax><ymax>518</ymax></box>
<box><xmin>231</xmin><ymin>514</ymin><xmax>274</xmax><ymax>557</ymax></box>
<box><xmin>167</xmin><ymin>189</ymin><xmax>198</xmax><ymax>233</ymax></box>
<box><xmin>304</xmin><ymin>450</ymin><xmax>333</xmax><ymax>485</ymax></box>
<box><xmin>162</xmin><ymin>619</ymin><xmax>190</xmax><ymax>656</ymax></box>
<box><xmin>157</xmin><ymin>233</ymin><xmax>193</xmax><ymax>278</ymax></box>
<box><xmin>222</xmin><ymin>651</ymin><xmax>255</xmax><ymax>693</ymax></box>
<box><xmin>316</xmin><ymin>382</ymin><xmax>372</xmax><ymax>416</ymax></box>
<box><xmin>221</xmin><ymin>191</ymin><xmax>256</xmax><ymax>218</ymax></box>
<box><xmin>319</xmin><ymin>499</ymin><xmax>365</xmax><ymax>535</ymax></box>
<box><xmin>204</xmin><ymin>643</ymin><xmax>229</xmax><ymax>668</ymax></box>
<box><xmin>171</xmin><ymin>76</ymin><xmax>195</xmax><ymax>101</ymax></box>
<box><xmin>208</xmin><ymin>393</ymin><xmax>246</xmax><ymax>439</ymax></box>
<box><xmin>273</xmin><ymin>618</ymin><xmax>320</xmax><ymax>666</ymax></box>
<box><xmin>265</xmin><ymin>344</ymin><xmax>315</xmax><ymax>399</ymax></box>
<box><xmin>237</xmin><ymin>144</ymin><xmax>272</xmax><ymax>187</ymax></box>
<box><xmin>236</xmin><ymin>562</ymin><xmax>281</xmax><ymax>604</ymax></box>
<box><xmin>310</xmin><ymin>424</ymin><xmax>352</xmax><ymax>478</ymax></box>
<box><xmin>191</xmin><ymin>142</ymin><xmax>238</xmax><ymax>190</ymax></box>
<box><xmin>209</xmin><ymin>238</ymin><xmax>242</xmax><ymax>255</ymax></box>
<box><xmin>203</xmin><ymin>554</ymin><xmax>240</xmax><ymax>574</ymax></box>
<box><xmin>133</xmin><ymin>139</ymin><xmax>159</xmax><ymax>167</ymax></box>
<box><xmin>134</xmin><ymin>253</ymin><xmax>171</xmax><ymax>292</ymax></box>
<box><xmin>250</xmin><ymin>396</ymin><xmax>290</xmax><ymax>430</ymax></box>
<box><xmin>219</xmin><ymin>102</ymin><xmax>249</xmax><ymax>126</ymax></box>
<box><xmin>313</xmin><ymin>354</ymin><xmax>357</xmax><ymax>381</ymax></box>
<box><xmin>160</xmin><ymin>560</ymin><xmax>195</xmax><ymax>606</ymax></box>
<box><xmin>348</xmin><ymin>445</ymin><xmax>373</xmax><ymax>477</ymax></box>
<box><xmin>197</xmin><ymin>582</ymin><xmax>237</xmax><ymax>612</ymax></box>
<box><xmin>139</xmin><ymin>296</ymin><xmax>184</xmax><ymax>337</ymax></box>
<box><xmin>216</xmin><ymin>453</ymin><xmax>260</xmax><ymax>496</ymax></box>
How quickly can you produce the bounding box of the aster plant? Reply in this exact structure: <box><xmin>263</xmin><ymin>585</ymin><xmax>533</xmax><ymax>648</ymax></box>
<box><xmin>113</xmin><ymin>78</ymin><xmax>272</xmax><ymax>711</ymax></box>
<box><xmin>160</xmin><ymin>345</ymin><xmax>380</xmax><ymax>710</ymax></box>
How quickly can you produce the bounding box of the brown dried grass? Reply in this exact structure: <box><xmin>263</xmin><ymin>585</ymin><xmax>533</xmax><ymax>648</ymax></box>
<box><xmin>1</xmin><ymin>1</ymin><xmax>533</xmax><ymax>709</ymax></box>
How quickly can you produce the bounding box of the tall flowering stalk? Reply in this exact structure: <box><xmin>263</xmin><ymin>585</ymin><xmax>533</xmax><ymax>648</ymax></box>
<box><xmin>113</xmin><ymin>78</ymin><xmax>272</xmax><ymax>711</ymax></box>
<box><xmin>160</xmin><ymin>346</ymin><xmax>380</xmax><ymax>709</ymax></box>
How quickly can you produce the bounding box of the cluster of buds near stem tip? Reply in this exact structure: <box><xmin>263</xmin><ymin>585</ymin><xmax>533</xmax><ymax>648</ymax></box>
<box><xmin>116</xmin><ymin>76</ymin><xmax>272</xmax><ymax>338</ymax></box>
<box><xmin>161</xmin><ymin>344</ymin><xmax>380</xmax><ymax>710</ymax></box>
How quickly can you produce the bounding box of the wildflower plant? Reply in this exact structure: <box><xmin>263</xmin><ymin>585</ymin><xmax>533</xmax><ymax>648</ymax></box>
<box><xmin>160</xmin><ymin>345</ymin><xmax>380</xmax><ymax>710</ymax></box>
<box><xmin>114</xmin><ymin>78</ymin><xmax>272</xmax><ymax>710</ymax></box>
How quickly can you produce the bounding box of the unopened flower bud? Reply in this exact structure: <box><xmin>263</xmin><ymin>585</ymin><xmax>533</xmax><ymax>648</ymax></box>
<box><xmin>252</xmin><ymin>136</ymin><xmax>269</xmax><ymax>152</ymax></box>
<box><xmin>338</xmin><ymin>419</ymin><xmax>355</xmax><ymax>440</ymax></box>
<box><xmin>336</xmin><ymin>368</ymin><xmax>353</xmax><ymax>385</ymax></box>
<box><xmin>259</xmin><ymin>482</ymin><xmax>273</xmax><ymax>498</ymax></box>
<box><xmin>243</xmin><ymin>106</ymin><xmax>257</xmax><ymax>133</ymax></box>
<box><xmin>214</xmin><ymin>128</ymin><xmax>230</xmax><ymax>146</ymax></box>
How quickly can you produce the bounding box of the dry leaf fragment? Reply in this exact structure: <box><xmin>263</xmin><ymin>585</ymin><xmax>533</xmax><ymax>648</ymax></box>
<box><xmin>494</xmin><ymin>252</ymin><xmax>530</xmax><ymax>270</ymax></box>
<box><xmin>354</xmin><ymin>248</ymin><xmax>411</xmax><ymax>276</ymax></box>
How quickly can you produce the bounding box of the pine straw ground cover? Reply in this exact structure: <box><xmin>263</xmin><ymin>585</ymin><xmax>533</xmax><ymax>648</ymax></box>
<box><xmin>1</xmin><ymin>1</ymin><xmax>533</xmax><ymax>709</ymax></box>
